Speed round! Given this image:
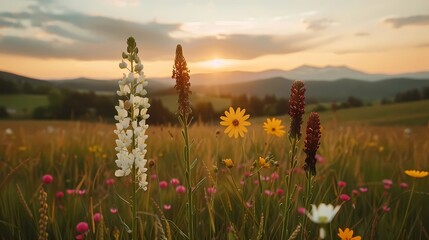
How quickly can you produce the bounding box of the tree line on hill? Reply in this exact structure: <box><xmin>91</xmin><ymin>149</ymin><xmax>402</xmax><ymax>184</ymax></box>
<box><xmin>381</xmin><ymin>86</ymin><xmax>429</xmax><ymax>104</ymax></box>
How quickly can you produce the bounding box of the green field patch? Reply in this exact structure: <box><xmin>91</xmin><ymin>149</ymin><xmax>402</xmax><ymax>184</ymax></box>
<box><xmin>0</xmin><ymin>94</ymin><xmax>49</xmax><ymax>117</ymax></box>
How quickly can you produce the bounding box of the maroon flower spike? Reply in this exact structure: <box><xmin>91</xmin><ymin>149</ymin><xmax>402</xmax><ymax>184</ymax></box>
<box><xmin>172</xmin><ymin>44</ymin><xmax>192</xmax><ymax>116</ymax></box>
<box><xmin>288</xmin><ymin>80</ymin><xmax>306</xmax><ymax>140</ymax></box>
<box><xmin>303</xmin><ymin>112</ymin><xmax>321</xmax><ymax>176</ymax></box>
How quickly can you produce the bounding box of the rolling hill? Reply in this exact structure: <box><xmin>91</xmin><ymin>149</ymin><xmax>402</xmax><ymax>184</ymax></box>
<box><xmin>193</xmin><ymin>77</ymin><xmax>429</xmax><ymax>101</ymax></box>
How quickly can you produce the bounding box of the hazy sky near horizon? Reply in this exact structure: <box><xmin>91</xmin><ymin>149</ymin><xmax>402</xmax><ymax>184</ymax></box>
<box><xmin>0</xmin><ymin>0</ymin><xmax>429</xmax><ymax>79</ymax></box>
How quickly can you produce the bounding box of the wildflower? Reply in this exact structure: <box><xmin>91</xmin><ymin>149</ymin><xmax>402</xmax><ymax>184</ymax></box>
<box><xmin>170</xmin><ymin>178</ymin><xmax>180</xmax><ymax>186</ymax></box>
<box><xmin>5</xmin><ymin>128</ymin><xmax>13</xmax><ymax>135</ymax></box>
<box><xmin>93</xmin><ymin>213</ymin><xmax>102</xmax><ymax>222</ymax></box>
<box><xmin>338</xmin><ymin>228</ymin><xmax>361</xmax><ymax>240</ymax></box>
<box><xmin>172</xmin><ymin>44</ymin><xmax>192</xmax><ymax>116</ymax></box>
<box><xmin>404</xmin><ymin>170</ymin><xmax>429</xmax><ymax>178</ymax></box>
<box><xmin>76</xmin><ymin>222</ymin><xmax>89</xmax><ymax>233</ymax></box>
<box><xmin>163</xmin><ymin>204</ymin><xmax>171</xmax><ymax>210</ymax></box>
<box><xmin>159</xmin><ymin>181</ymin><xmax>168</xmax><ymax>189</ymax></box>
<box><xmin>66</xmin><ymin>189</ymin><xmax>76</xmax><ymax>195</ymax></box>
<box><xmin>110</xmin><ymin>208</ymin><xmax>118</xmax><ymax>214</ymax></box>
<box><xmin>77</xmin><ymin>190</ymin><xmax>86</xmax><ymax>196</ymax></box>
<box><xmin>339</xmin><ymin>194</ymin><xmax>351</xmax><ymax>202</ymax></box>
<box><xmin>263</xmin><ymin>117</ymin><xmax>286</xmax><ymax>137</ymax></box>
<box><xmin>258</xmin><ymin>157</ymin><xmax>270</xmax><ymax>168</ymax></box>
<box><xmin>338</xmin><ymin>181</ymin><xmax>347</xmax><ymax>188</ymax></box>
<box><xmin>276</xmin><ymin>188</ymin><xmax>284</xmax><ymax>196</ymax></box>
<box><xmin>105</xmin><ymin>178</ymin><xmax>115</xmax><ymax>186</ymax></box>
<box><xmin>288</xmin><ymin>80</ymin><xmax>306</xmax><ymax>140</ymax></box>
<box><xmin>56</xmin><ymin>191</ymin><xmax>64</xmax><ymax>199</ymax></box>
<box><xmin>315</xmin><ymin>154</ymin><xmax>325</xmax><ymax>163</ymax></box>
<box><xmin>303</xmin><ymin>112</ymin><xmax>322</xmax><ymax>176</ymax></box>
<box><xmin>176</xmin><ymin>185</ymin><xmax>186</xmax><ymax>194</ymax></box>
<box><xmin>297</xmin><ymin>207</ymin><xmax>306</xmax><ymax>215</ymax></box>
<box><xmin>306</xmin><ymin>203</ymin><xmax>341</xmax><ymax>239</ymax></box>
<box><xmin>150</xmin><ymin>174</ymin><xmax>158</xmax><ymax>180</ymax></box>
<box><xmin>359</xmin><ymin>187</ymin><xmax>368</xmax><ymax>193</ymax></box>
<box><xmin>114</xmin><ymin>37</ymin><xmax>150</xmax><ymax>191</ymax></box>
<box><xmin>399</xmin><ymin>182</ymin><xmax>409</xmax><ymax>189</ymax></box>
<box><xmin>207</xmin><ymin>187</ymin><xmax>217</xmax><ymax>195</ymax></box>
<box><xmin>271</xmin><ymin>172</ymin><xmax>279</xmax><ymax>180</ymax></box>
<box><xmin>41</xmin><ymin>174</ymin><xmax>53</xmax><ymax>184</ymax></box>
<box><xmin>264</xmin><ymin>190</ymin><xmax>274</xmax><ymax>196</ymax></box>
<box><xmin>220</xmin><ymin>107</ymin><xmax>251</xmax><ymax>138</ymax></box>
<box><xmin>383</xmin><ymin>179</ymin><xmax>393</xmax><ymax>189</ymax></box>
<box><xmin>381</xmin><ymin>205</ymin><xmax>390</xmax><ymax>212</ymax></box>
<box><xmin>222</xmin><ymin>158</ymin><xmax>234</xmax><ymax>168</ymax></box>
<box><xmin>352</xmin><ymin>190</ymin><xmax>359</xmax><ymax>196</ymax></box>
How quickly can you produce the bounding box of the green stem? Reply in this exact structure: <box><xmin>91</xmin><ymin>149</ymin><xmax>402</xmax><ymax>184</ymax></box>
<box><xmin>281</xmin><ymin>137</ymin><xmax>298</xmax><ymax>239</ymax></box>
<box><xmin>182</xmin><ymin>114</ymin><xmax>194</xmax><ymax>240</ymax></box>
<box><xmin>396</xmin><ymin>179</ymin><xmax>415</xmax><ymax>240</ymax></box>
<box><xmin>301</xmin><ymin>172</ymin><xmax>313</xmax><ymax>240</ymax></box>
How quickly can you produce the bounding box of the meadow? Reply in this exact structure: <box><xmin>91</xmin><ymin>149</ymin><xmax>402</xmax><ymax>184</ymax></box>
<box><xmin>0</xmin><ymin>114</ymin><xmax>428</xmax><ymax>239</ymax></box>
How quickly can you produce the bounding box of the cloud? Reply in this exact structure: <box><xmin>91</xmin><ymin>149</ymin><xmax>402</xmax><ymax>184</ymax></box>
<box><xmin>416</xmin><ymin>42</ymin><xmax>429</xmax><ymax>48</ymax></box>
<box><xmin>303</xmin><ymin>18</ymin><xmax>333</xmax><ymax>31</ymax></box>
<box><xmin>355</xmin><ymin>32</ymin><xmax>370</xmax><ymax>37</ymax></box>
<box><xmin>0</xmin><ymin>18</ymin><xmax>24</xmax><ymax>29</ymax></box>
<box><xmin>0</xmin><ymin>7</ymin><xmax>332</xmax><ymax>61</ymax></box>
<box><xmin>384</xmin><ymin>15</ymin><xmax>429</xmax><ymax>28</ymax></box>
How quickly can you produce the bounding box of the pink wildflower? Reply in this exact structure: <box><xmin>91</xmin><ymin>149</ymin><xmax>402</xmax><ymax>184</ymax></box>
<box><xmin>163</xmin><ymin>204</ymin><xmax>171</xmax><ymax>210</ymax></box>
<box><xmin>159</xmin><ymin>181</ymin><xmax>168</xmax><ymax>189</ymax></box>
<box><xmin>207</xmin><ymin>187</ymin><xmax>217</xmax><ymax>195</ymax></box>
<box><xmin>76</xmin><ymin>222</ymin><xmax>89</xmax><ymax>233</ymax></box>
<box><xmin>110</xmin><ymin>208</ymin><xmax>118</xmax><ymax>214</ymax></box>
<box><xmin>338</xmin><ymin>181</ymin><xmax>347</xmax><ymax>188</ymax></box>
<box><xmin>93</xmin><ymin>213</ymin><xmax>102</xmax><ymax>222</ymax></box>
<box><xmin>399</xmin><ymin>182</ymin><xmax>409</xmax><ymax>189</ymax></box>
<box><xmin>340</xmin><ymin>194</ymin><xmax>351</xmax><ymax>201</ymax></box>
<box><xmin>42</xmin><ymin>174</ymin><xmax>53</xmax><ymax>184</ymax></box>
<box><xmin>297</xmin><ymin>207</ymin><xmax>306</xmax><ymax>215</ymax></box>
<box><xmin>170</xmin><ymin>178</ymin><xmax>180</xmax><ymax>186</ymax></box>
<box><xmin>105</xmin><ymin>178</ymin><xmax>115</xmax><ymax>186</ymax></box>
<box><xmin>176</xmin><ymin>185</ymin><xmax>186</xmax><ymax>193</ymax></box>
<box><xmin>56</xmin><ymin>191</ymin><xmax>64</xmax><ymax>199</ymax></box>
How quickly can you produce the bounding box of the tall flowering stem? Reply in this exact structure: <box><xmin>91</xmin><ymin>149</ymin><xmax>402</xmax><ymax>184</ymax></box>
<box><xmin>288</xmin><ymin>81</ymin><xmax>306</xmax><ymax>140</ymax></box>
<box><xmin>301</xmin><ymin>112</ymin><xmax>321</xmax><ymax>239</ymax></box>
<box><xmin>114</xmin><ymin>37</ymin><xmax>150</xmax><ymax>240</ymax></box>
<box><xmin>172</xmin><ymin>44</ymin><xmax>195</xmax><ymax>240</ymax></box>
<box><xmin>281</xmin><ymin>80</ymin><xmax>306</xmax><ymax>240</ymax></box>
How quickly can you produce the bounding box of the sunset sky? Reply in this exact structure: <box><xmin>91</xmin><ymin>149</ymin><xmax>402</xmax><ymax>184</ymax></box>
<box><xmin>0</xmin><ymin>0</ymin><xmax>429</xmax><ymax>79</ymax></box>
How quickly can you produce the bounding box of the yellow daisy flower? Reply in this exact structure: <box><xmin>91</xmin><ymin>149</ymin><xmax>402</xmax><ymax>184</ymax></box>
<box><xmin>338</xmin><ymin>228</ymin><xmax>361</xmax><ymax>240</ymax></box>
<box><xmin>220</xmin><ymin>107</ymin><xmax>251</xmax><ymax>138</ymax></box>
<box><xmin>263</xmin><ymin>118</ymin><xmax>286</xmax><ymax>137</ymax></box>
<box><xmin>404</xmin><ymin>170</ymin><xmax>429</xmax><ymax>178</ymax></box>
<box><xmin>258</xmin><ymin>157</ymin><xmax>270</xmax><ymax>168</ymax></box>
<box><xmin>222</xmin><ymin>158</ymin><xmax>234</xmax><ymax>168</ymax></box>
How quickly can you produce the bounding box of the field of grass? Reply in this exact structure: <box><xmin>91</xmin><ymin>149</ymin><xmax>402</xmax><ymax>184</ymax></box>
<box><xmin>0</xmin><ymin>117</ymin><xmax>428</xmax><ymax>239</ymax></box>
<box><xmin>0</xmin><ymin>94</ymin><xmax>49</xmax><ymax>118</ymax></box>
<box><xmin>158</xmin><ymin>93</ymin><xmax>231</xmax><ymax>113</ymax></box>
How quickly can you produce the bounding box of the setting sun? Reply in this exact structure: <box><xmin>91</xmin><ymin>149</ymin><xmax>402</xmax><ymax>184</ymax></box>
<box><xmin>210</xmin><ymin>58</ymin><xmax>224</xmax><ymax>69</ymax></box>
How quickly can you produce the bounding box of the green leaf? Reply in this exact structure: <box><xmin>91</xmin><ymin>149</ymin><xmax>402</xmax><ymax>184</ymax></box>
<box><xmin>192</xmin><ymin>177</ymin><xmax>206</xmax><ymax>194</ymax></box>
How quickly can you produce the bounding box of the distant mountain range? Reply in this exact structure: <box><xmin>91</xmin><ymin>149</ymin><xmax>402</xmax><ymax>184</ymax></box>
<box><xmin>153</xmin><ymin>65</ymin><xmax>429</xmax><ymax>86</ymax></box>
<box><xmin>1</xmin><ymin>65</ymin><xmax>429</xmax><ymax>101</ymax></box>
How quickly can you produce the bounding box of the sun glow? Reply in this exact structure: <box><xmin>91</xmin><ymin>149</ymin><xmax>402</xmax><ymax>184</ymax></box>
<box><xmin>210</xmin><ymin>58</ymin><xmax>224</xmax><ymax>69</ymax></box>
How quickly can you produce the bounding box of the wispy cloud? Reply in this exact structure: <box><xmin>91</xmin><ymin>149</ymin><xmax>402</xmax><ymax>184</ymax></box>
<box><xmin>384</xmin><ymin>15</ymin><xmax>429</xmax><ymax>28</ymax></box>
<box><xmin>303</xmin><ymin>18</ymin><xmax>333</xmax><ymax>31</ymax></box>
<box><xmin>0</xmin><ymin>6</ymin><xmax>331</xmax><ymax>61</ymax></box>
<box><xmin>355</xmin><ymin>32</ymin><xmax>370</xmax><ymax>37</ymax></box>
